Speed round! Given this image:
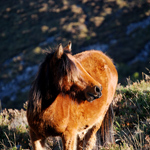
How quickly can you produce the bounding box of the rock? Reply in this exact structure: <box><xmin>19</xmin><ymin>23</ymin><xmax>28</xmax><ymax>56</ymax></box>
<box><xmin>126</xmin><ymin>16</ymin><xmax>150</xmax><ymax>35</ymax></box>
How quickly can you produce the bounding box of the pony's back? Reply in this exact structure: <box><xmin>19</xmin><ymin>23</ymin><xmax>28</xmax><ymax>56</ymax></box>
<box><xmin>75</xmin><ymin>50</ymin><xmax>118</xmax><ymax>146</ymax></box>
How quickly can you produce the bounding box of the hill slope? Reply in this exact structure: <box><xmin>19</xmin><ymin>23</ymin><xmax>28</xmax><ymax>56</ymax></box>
<box><xmin>0</xmin><ymin>0</ymin><xmax>150</xmax><ymax>108</ymax></box>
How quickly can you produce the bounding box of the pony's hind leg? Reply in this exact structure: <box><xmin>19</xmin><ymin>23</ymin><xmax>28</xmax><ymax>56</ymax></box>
<box><xmin>97</xmin><ymin>103</ymin><xmax>115</xmax><ymax>146</ymax></box>
<box><xmin>29</xmin><ymin>128</ymin><xmax>46</xmax><ymax>150</ymax></box>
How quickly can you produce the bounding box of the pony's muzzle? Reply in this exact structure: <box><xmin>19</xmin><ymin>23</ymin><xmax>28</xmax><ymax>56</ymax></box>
<box><xmin>86</xmin><ymin>85</ymin><xmax>102</xmax><ymax>102</ymax></box>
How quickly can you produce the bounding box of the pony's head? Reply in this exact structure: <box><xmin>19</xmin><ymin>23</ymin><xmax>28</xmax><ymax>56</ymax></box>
<box><xmin>51</xmin><ymin>42</ymin><xmax>102</xmax><ymax>102</ymax></box>
<box><xmin>29</xmin><ymin>42</ymin><xmax>102</xmax><ymax>111</ymax></box>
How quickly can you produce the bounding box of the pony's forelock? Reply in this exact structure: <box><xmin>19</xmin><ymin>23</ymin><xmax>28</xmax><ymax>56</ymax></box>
<box><xmin>54</xmin><ymin>52</ymin><xmax>79</xmax><ymax>91</ymax></box>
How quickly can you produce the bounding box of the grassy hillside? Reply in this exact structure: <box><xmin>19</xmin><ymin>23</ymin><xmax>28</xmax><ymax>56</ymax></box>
<box><xmin>0</xmin><ymin>79</ymin><xmax>150</xmax><ymax>150</ymax></box>
<box><xmin>0</xmin><ymin>0</ymin><xmax>150</xmax><ymax>109</ymax></box>
<box><xmin>114</xmin><ymin>79</ymin><xmax>150</xmax><ymax>150</ymax></box>
<box><xmin>1</xmin><ymin>0</ymin><xmax>150</xmax><ymax>79</ymax></box>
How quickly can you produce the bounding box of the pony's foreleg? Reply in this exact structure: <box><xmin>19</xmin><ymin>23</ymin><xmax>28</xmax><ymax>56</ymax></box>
<box><xmin>29</xmin><ymin>128</ymin><xmax>46</xmax><ymax>150</ymax></box>
<box><xmin>62</xmin><ymin>130</ymin><xmax>77</xmax><ymax>150</ymax></box>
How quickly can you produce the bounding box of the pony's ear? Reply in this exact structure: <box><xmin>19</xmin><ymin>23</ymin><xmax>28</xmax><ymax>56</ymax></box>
<box><xmin>64</xmin><ymin>41</ymin><xmax>72</xmax><ymax>52</ymax></box>
<box><xmin>55</xmin><ymin>43</ymin><xmax>64</xmax><ymax>59</ymax></box>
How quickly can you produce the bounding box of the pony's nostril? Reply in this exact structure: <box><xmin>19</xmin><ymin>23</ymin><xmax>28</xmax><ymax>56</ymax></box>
<box><xmin>94</xmin><ymin>86</ymin><xmax>101</xmax><ymax>94</ymax></box>
<box><xmin>86</xmin><ymin>86</ymin><xmax>102</xmax><ymax>102</ymax></box>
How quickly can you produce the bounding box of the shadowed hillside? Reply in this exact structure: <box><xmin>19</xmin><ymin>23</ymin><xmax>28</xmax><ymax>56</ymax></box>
<box><xmin>0</xmin><ymin>0</ymin><xmax>150</xmax><ymax>108</ymax></box>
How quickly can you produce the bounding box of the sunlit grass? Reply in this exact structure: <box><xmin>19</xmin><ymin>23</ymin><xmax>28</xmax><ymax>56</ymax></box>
<box><xmin>1</xmin><ymin>79</ymin><xmax>150</xmax><ymax>149</ymax></box>
<box><xmin>113</xmin><ymin>77</ymin><xmax>150</xmax><ymax>150</ymax></box>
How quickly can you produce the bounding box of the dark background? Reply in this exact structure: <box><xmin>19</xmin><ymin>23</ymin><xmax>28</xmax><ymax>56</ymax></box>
<box><xmin>0</xmin><ymin>0</ymin><xmax>150</xmax><ymax>109</ymax></box>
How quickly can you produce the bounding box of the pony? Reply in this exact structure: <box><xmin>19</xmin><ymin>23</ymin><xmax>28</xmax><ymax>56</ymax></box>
<box><xmin>27</xmin><ymin>42</ymin><xmax>118</xmax><ymax>150</ymax></box>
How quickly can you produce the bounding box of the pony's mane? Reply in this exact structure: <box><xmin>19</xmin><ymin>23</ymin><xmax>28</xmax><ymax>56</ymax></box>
<box><xmin>55</xmin><ymin>51</ymin><xmax>78</xmax><ymax>90</ymax></box>
<box><xmin>28</xmin><ymin>50</ymin><xmax>78</xmax><ymax>113</ymax></box>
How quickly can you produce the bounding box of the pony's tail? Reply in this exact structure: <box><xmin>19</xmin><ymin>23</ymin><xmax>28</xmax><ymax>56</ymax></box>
<box><xmin>96</xmin><ymin>103</ymin><xmax>115</xmax><ymax>147</ymax></box>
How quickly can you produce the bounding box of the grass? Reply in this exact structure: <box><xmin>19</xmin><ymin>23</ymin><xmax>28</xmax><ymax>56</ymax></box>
<box><xmin>113</xmin><ymin>78</ymin><xmax>150</xmax><ymax>150</ymax></box>
<box><xmin>0</xmin><ymin>108</ymin><xmax>30</xmax><ymax>150</ymax></box>
<box><xmin>0</xmin><ymin>79</ymin><xmax>150</xmax><ymax>149</ymax></box>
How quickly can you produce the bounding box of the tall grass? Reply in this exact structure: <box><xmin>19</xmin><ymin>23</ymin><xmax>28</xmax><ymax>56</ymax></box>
<box><xmin>0</xmin><ymin>79</ymin><xmax>150</xmax><ymax>149</ymax></box>
<box><xmin>113</xmin><ymin>78</ymin><xmax>150</xmax><ymax>150</ymax></box>
<box><xmin>0</xmin><ymin>109</ymin><xmax>30</xmax><ymax>150</ymax></box>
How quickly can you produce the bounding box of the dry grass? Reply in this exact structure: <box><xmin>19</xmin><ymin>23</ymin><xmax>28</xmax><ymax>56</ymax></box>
<box><xmin>0</xmin><ymin>108</ymin><xmax>30</xmax><ymax>149</ymax></box>
<box><xmin>0</xmin><ymin>78</ymin><xmax>150</xmax><ymax>149</ymax></box>
<box><xmin>113</xmin><ymin>78</ymin><xmax>150</xmax><ymax>150</ymax></box>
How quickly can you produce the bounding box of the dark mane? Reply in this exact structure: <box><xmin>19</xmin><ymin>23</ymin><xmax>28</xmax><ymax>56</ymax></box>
<box><xmin>54</xmin><ymin>51</ymin><xmax>78</xmax><ymax>90</ymax></box>
<box><xmin>28</xmin><ymin>50</ymin><xmax>78</xmax><ymax>113</ymax></box>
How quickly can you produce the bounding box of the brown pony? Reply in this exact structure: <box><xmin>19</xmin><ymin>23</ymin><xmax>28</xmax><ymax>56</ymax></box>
<box><xmin>27</xmin><ymin>42</ymin><xmax>118</xmax><ymax>150</ymax></box>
